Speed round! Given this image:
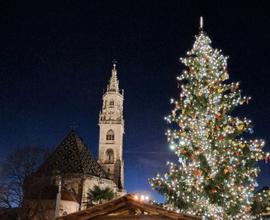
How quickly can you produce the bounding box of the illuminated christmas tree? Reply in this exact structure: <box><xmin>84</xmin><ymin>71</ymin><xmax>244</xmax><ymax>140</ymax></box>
<box><xmin>149</xmin><ymin>18</ymin><xmax>265</xmax><ymax>219</ymax></box>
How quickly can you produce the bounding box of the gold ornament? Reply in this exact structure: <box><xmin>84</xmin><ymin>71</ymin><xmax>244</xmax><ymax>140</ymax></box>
<box><xmin>239</xmin><ymin>143</ymin><xmax>245</xmax><ymax>148</ymax></box>
<box><xmin>224</xmin><ymin>167</ymin><xmax>233</xmax><ymax>174</ymax></box>
<box><xmin>224</xmin><ymin>125</ymin><xmax>233</xmax><ymax>133</ymax></box>
<box><xmin>236</xmin><ymin>122</ymin><xmax>245</xmax><ymax>131</ymax></box>
<box><xmin>218</xmin><ymin>87</ymin><xmax>223</xmax><ymax>93</ymax></box>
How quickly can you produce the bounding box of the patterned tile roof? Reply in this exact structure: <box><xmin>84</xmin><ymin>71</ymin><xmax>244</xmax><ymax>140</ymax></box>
<box><xmin>37</xmin><ymin>130</ymin><xmax>107</xmax><ymax>178</ymax></box>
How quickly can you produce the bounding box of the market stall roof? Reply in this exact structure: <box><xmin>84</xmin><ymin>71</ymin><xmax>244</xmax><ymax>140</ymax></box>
<box><xmin>57</xmin><ymin>194</ymin><xmax>201</xmax><ymax>220</ymax></box>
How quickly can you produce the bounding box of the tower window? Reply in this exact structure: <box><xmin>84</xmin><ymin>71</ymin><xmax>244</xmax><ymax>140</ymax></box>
<box><xmin>106</xmin><ymin>129</ymin><xmax>114</xmax><ymax>141</ymax></box>
<box><xmin>109</xmin><ymin>100</ymin><xmax>114</xmax><ymax>107</ymax></box>
<box><xmin>105</xmin><ymin>149</ymin><xmax>114</xmax><ymax>163</ymax></box>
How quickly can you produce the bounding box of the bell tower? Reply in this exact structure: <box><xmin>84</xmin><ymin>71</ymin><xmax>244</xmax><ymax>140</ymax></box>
<box><xmin>98</xmin><ymin>62</ymin><xmax>124</xmax><ymax>189</ymax></box>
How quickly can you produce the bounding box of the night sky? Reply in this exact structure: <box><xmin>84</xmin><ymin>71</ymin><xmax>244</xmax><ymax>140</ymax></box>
<box><xmin>0</xmin><ymin>1</ymin><xmax>270</xmax><ymax>201</ymax></box>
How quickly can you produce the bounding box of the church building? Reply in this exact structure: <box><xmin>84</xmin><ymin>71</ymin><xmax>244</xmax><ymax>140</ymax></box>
<box><xmin>22</xmin><ymin>64</ymin><xmax>125</xmax><ymax>219</ymax></box>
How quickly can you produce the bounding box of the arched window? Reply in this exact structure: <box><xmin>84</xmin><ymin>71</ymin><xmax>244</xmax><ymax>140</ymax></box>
<box><xmin>109</xmin><ymin>100</ymin><xmax>114</xmax><ymax>108</ymax></box>
<box><xmin>106</xmin><ymin>129</ymin><xmax>114</xmax><ymax>141</ymax></box>
<box><xmin>105</xmin><ymin>149</ymin><xmax>114</xmax><ymax>163</ymax></box>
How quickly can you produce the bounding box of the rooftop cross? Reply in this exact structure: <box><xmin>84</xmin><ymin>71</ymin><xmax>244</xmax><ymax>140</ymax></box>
<box><xmin>112</xmin><ymin>59</ymin><xmax>117</xmax><ymax>70</ymax></box>
<box><xmin>69</xmin><ymin>122</ymin><xmax>80</xmax><ymax>130</ymax></box>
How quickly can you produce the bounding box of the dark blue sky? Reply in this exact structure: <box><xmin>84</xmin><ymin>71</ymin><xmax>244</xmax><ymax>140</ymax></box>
<box><xmin>0</xmin><ymin>1</ymin><xmax>270</xmax><ymax>201</ymax></box>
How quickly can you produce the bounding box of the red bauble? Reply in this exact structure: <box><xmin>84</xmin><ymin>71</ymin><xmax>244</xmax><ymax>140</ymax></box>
<box><xmin>211</xmin><ymin>188</ymin><xmax>217</xmax><ymax>193</ymax></box>
<box><xmin>218</xmin><ymin>135</ymin><xmax>224</xmax><ymax>141</ymax></box>
<box><xmin>234</xmin><ymin>151</ymin><xmax>240</xmax><ymax>157</ymax></box>
<box><xmin>193</xmin><ymin>169</ymin><xmax>201</xmax><ymax>177</ymax></box>
<box><xmin>215</xmin><ymin>114</ymin><xmax>221</xmax><ymax>120</ymax></box>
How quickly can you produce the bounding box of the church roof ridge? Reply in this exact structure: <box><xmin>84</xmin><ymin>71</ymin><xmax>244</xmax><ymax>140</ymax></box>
<box><xmin>36</xmin><ymin>130</ymin><xmax>108</xmax><ymax>178</ymax></box>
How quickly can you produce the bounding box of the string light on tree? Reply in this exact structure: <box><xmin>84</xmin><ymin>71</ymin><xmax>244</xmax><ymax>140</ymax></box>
<box><xmin>149</xmin><ymin>17</ymin><xmax>266</xmax><ymax>220</ymax></box>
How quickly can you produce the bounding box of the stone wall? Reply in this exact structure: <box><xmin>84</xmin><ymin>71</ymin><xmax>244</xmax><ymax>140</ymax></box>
<box><xmin>80</xmin><ymin>175</ymin><xmax>119</xmax><ymax>210</ymax></box>
<box><xmin>59</xmin><ymin>200</ymin><xmax>80</xmax><ymax>216</ymax></box>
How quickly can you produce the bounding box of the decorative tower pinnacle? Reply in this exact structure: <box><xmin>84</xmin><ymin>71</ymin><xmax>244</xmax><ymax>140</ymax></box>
<box><xmin>107</xmin><ymin>61</ymin><xmax>119</xmax><ymax>92</ymax></box>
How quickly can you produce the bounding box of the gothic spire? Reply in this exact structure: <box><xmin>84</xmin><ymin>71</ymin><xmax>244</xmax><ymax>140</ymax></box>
<box><xmin>107</xmin><ymin>61</ymin><xmax>119</xmax><ymax>92</ymax></box>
